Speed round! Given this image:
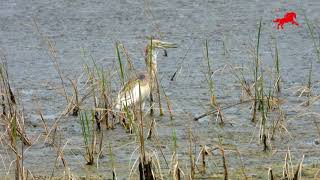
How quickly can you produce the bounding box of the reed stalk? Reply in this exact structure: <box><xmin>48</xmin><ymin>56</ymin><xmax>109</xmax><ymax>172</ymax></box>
<box><xmin>274</xmin><ymin>38</ymin><xmax>281</xmax><ymax>93</ymax></box>
<box><xmin>115</xmin><ymin>42</ymin><xmax>134</xmax><ymax>131</ymax></box>
<box><xmin>306</xmin><ymin>61</ymin><xmax>312</xmax><ymax>106</ymax></box>
<box><xmin>203</xmin><ymin>39</ymin><xmax>217</xmax><ymax>106</ymax></box>
<box><xmin>252</xmin><ymin>18</ymin><xmax>262</xmax><ymax>122</ymax></box>
<box><xmin>109</xmin><ymin>143</ymin><xmax>117</xmax><ymax>180</ymax></box>
<box><xmin>79</xmin><ymin>111</ymin><xmax>96</xmax><ymax>165</ymax></box>
<box><xmin>302</xmin><ymin>11</ymin><xmax>320</xmax><ymax>62</ymax></box>
<box><xmin>148</xmin><ymin>38</ymin><xmax>154</xmax><ymax>115</ymax></box>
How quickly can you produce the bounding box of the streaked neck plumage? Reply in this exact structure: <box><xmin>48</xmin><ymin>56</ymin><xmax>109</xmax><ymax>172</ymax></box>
<box><xmin>144</xmin><ymin>46</ymin><xmax>159</xmax><ymax>80</ymax></box>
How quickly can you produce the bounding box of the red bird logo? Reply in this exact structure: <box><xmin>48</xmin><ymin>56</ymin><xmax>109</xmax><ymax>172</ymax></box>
<box><xmin>273</xmin><ymin>11</ymin><xmax>299</xmax><ymax>30</ymax></box>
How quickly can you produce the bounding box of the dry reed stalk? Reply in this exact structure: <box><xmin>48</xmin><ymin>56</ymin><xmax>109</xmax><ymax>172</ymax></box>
<box><xmin>198</xmin><ymin>145</ymin><xmax>211</xmax><ymax>175</ymax></box>
<box><xmin>137</xmin><ymin>82</ymin><xmax>155</xmax><ymax>179</ymax></box>
<box><xmin>293</xmin><ymin>155</ymin><xmax>304</xmax><ymax>180</ymax></box>
<box><xmin>188</xmin><ymin>128</ymin><xmax>195</xmax><ymax>179</ymax></box>
<box><xmin>215</xmin><ymin>145</ymin><xmax>228</xmax><ymax>180</ymax></box>
<box><xmin>147</xmin><ymin>118</ymin><xmax>155</xmax><ymax>139</ymax></box>
<box><xmin>68</xmin><ymin>79</ymin><xmax>80</xmax><ymax>116</ymax></box>
<box><xmin>32</xmin><ymin>18</ymin><xmax>69</xmax><ymax>104</ymax></box>
<box><xmin>268</xmin><ymin>168</ymin><xmax>275</xmax><ymax>180</ymax></box>
<box><xmin>37</xmin><ymin>108</ymin><xmax>49</xmax><ymax>135</ymax></box>
<box><xmin>155</xmin><ymin>74</ymin><xmax>163</xmax><ymax>116</ymax></box>
<box><xmin>139</xmin><ymin>153</ymin><xmax>155</xmax><ymax>180</ymax></box>
<box><xmin>170</xmin><ymin>152</ymin><xmax>182</xmax><ymax>180</ymax></box>
<box><xmin>252</xmin><ymin>18</ymin><xmax>262</xmax><ymax>122</ymax></box>
<box><xmin>0</xmin><ymin>58</ymin><xmax>34</xmax><ymax>179</ymax></box>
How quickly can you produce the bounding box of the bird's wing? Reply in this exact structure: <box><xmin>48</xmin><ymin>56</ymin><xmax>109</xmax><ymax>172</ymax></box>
<box><xmin>115</xmin><ymin>79</ymin><xmax>138</xmax><ymax>110</ymax></box>
<box><xmin>117</xmin><ymin>72</ymin><xmax>149</xmax><ymax>103</ymax></box>
<box><xmin>115</xmin><ymin>71</ymin><xmax>151</xmax><ymax>110</ymax></box>
<box><xmin>118</xmin><ymin>78</ymin><xmax>139</xmax><ymax>99</ymax></box>
<box><xmin>119</xmin><ymin>72</ymin><xmax>148</xmax><ymax>93</ymax></box>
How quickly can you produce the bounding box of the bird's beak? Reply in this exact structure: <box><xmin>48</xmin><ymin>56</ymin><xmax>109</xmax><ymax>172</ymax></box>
<box><xmin>159</xmin><ymin>41</ymin><xmax>176</xmax><ymax>57</ymax></box>
<box><xmin>160</xmin><ymin>41</ymin><xmax>177</xmax><ymax>49</ymax></box>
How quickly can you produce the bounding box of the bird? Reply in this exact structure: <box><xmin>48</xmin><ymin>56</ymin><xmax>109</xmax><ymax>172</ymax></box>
<box><xmin>115</xmin><ymin>39</ymin><xmax>177</xmax><ymax>111</ymax></box>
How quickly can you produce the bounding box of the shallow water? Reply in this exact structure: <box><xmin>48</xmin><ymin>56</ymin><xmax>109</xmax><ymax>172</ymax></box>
<box><xmin>1</xmin><ymin>0</ymin><xmax>320</xmax><ymax>179</ymax></box>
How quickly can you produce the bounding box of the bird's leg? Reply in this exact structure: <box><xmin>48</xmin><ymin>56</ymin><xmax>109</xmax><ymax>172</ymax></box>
<box><xmin>116</xmin><ymin>111</ymin><xmax>127</xmax><ymax>128</ymax></box>
<box><xmin>149</xmin><ymin>92</ymin><xmax>154</xmax><ymax>115</ymax></box>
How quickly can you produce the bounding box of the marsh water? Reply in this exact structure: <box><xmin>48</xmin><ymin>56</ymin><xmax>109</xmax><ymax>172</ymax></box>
<box><xmin>1</xmin><ymin>0</ymin><xmax>320</xmax><ymax>179</ymax></box>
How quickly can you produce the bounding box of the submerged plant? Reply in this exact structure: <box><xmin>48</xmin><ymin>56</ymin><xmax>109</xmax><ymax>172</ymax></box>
<box><xmin>257</xmin><ymin>72</ymin><xmax>269</xmax><ymax>151</ymax></box>
<box><xmin>79</xmin><ymin>111</ymin><xmax>96</xmax><ymax>165</ymax></box>
<box><xmin>202</xmin><ymin>39</ymin><xmax>224</xmax><ymax>124</ymax></box>
<box><xmin>203</xmin><ymin>39</ymin><xmax>217</xmax><ymax>106</ymax></box>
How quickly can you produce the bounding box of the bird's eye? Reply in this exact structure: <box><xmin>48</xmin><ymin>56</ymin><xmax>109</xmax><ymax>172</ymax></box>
<box><xmin>138</xmin><ymin>74</ymin><xmax>145</xmax><ymax>80</ymax></box>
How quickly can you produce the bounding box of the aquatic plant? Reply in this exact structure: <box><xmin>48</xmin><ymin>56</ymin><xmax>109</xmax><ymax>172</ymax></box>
<box><xmin>252</xmin><ymin>18</ymin><xmax>262</xmax><ymax>122</ymax></box>
<box><xmin>79</xmin><ymin>110</ymin><xmax>96</xmax><ymax>165</ymax></box>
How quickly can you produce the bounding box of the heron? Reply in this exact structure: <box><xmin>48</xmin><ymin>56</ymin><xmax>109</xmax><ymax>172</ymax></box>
<box><xmin>115</xmin><ymin>39</ymin><xmax>177</xmax><ymax>111</ymax></box>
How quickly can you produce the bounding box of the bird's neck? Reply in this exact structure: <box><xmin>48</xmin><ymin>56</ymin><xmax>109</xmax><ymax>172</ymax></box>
<box><xmin>145</xmin><ymin>48</ymin><xmax>158</xmax><ymax>80</ymax></box>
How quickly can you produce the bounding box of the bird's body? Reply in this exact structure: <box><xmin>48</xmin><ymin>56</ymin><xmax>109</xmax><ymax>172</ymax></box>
<box><xmin>115</xmin><ymin>72</ymin><xmax>151</xmax><ymax>110</ymax></box>
<box><xmin>115</xmin><ymin>39</ymin><xmax>176</xmax><ymax>111</ymax></box>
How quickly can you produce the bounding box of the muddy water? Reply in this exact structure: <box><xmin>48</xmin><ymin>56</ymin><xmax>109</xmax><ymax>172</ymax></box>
<box><xmin>1</xmin><ymin>0</ymin><xmax>320</xmax><ymax>179</ymax></box>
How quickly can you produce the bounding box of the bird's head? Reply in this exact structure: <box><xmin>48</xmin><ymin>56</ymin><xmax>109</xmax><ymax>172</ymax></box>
<box><xmin>148</xmin><ymin>39</ymin><xmax>177</xmax><ymax>49</ymax></box>
<box><xmin>144</xmin><ymin>38</ymin><xmax>177</xmax><ymax>57</ymax></box>
<box><xmin>143</xmin><ymin>38</ymin><xmax>177</xmax><ymax>80</ymax></box>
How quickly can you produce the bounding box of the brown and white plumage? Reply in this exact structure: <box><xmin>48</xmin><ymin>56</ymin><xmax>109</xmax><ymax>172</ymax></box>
<box><xmin>115</xmin><ymin>72</ymin><xmax>150</xmax><ymax>110</ymax></box>
<box><xmin>115</xmin><ymin>39</ymin><xmax>177</xmax><ymax>110</ymax></box>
